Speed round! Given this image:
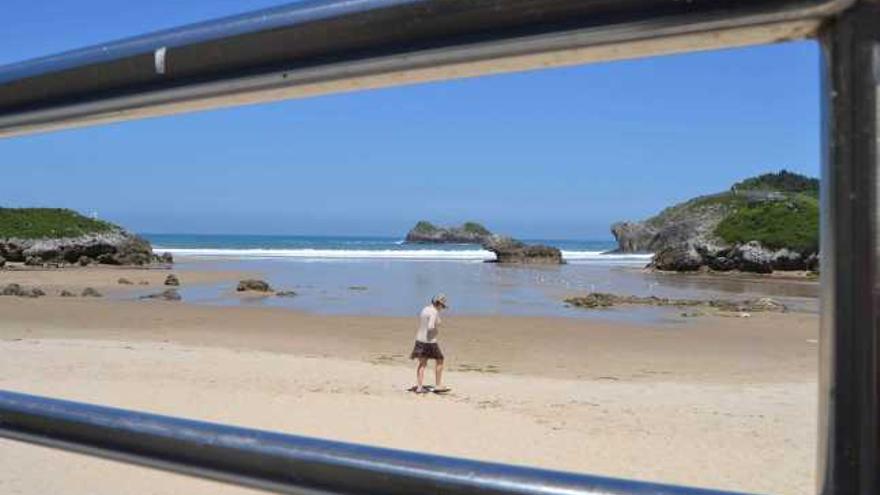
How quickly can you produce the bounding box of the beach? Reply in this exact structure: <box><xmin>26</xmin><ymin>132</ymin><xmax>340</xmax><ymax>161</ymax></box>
<box><xmin>0</xmin><ymin>264</ymin><xmax>818</xmax><ymax>495</ymax></box>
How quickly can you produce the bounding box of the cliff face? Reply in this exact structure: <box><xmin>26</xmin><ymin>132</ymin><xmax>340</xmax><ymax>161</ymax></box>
<box><xmin>0</xmin><ymin>208</ymin><xmax>168</xmax><ymax>266</ymax></box>
<box><xmin>610</xmin><ymin>171</ymin><xmax>820</xmax><ymax>273</ymax></box>
<box><xmin>611</xmin><ymin>193</ymin><xmax>733</xmax><ymax>254</ymax></box>
<box><xmin>405</xmin><ymin>221</ymin><xmax>493</xmax><ymax>244</ymax></box>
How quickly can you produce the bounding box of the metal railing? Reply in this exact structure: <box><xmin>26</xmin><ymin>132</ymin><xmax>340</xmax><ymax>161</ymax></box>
<box><xmin>0</xmin><ymin>0</ymin><xmax>878</xmax><ymax>494</ymax></box>
<box><xmin>0</xmin><ymin>390</ymin><xmax>742</xmax><ymax>495</ymax></box>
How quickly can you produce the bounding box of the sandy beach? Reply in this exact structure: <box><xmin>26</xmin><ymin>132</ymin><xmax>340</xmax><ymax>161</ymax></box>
<box><xmin>0</xmin><ymin>266</ymin><xmax>818</xmax><ymax>494</ymax></box>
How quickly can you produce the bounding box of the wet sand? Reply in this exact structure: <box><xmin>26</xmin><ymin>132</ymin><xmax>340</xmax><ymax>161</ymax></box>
<box><xmin>0</xmin><ymin>267</ymin><xmax>819</xmax><ymax>494</ymax></box>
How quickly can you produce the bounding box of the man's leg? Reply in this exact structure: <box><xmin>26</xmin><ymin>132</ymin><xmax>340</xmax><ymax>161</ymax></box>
<box><xmin>435</xmin><ymin>358</ymin><xmax>444</xmax><ymax>388</ymax></box>
<box><xmin>416</xmin><ymin>358</ymin><xmax>428</xmax><ymax>390</ymax></box>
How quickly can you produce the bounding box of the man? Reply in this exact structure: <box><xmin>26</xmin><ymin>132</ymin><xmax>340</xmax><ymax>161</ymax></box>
<box><xmin>410</xmin><ymin>294</ymin><xmax>449</xmax><ymax>394</ymax></box>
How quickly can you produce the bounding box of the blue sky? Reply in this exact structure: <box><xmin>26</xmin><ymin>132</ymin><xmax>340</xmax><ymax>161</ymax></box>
<box><xmin>0</xmin><ymin>1</ymin><xmax>821</xmax><ymax>239</ymax></box>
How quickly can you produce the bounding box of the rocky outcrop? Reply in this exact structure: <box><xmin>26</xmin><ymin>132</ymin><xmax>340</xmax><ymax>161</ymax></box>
<box><xmin>0</xmin><ymin>230</ymin><xmax>163</xmax><ymax>267</ymax></box>
<box><xmin>611</xmin><ymin>194</ymin><xmax>733</xmax><ymax>254</ymax></box>
<box><xmin>164</xmin><ymin>274</ymin><xmax>180</xmax><ymax>286</ymax></box>
<box><xmin>649</xmin><ymin>241</ymin><xmax>810</xmax><ymax>274</ymax></box>
<box><xmin>405</xmin><ymin>221</ymin><xmax>493</xmax><ymax>244</ymax></box>
<box><xmin>564</xmin><ymin>292</ymin><xmax>787</xmax><ymax>314</ymax></box>
<box><xmin>482</xmin><ymin>235</ymin><xmax>563</xmax><ymax>265</ymax></box>
<box><xmin>612</xmin><ymin>171</ymin><xmax>820</xmax><ymax>274</ymax></box>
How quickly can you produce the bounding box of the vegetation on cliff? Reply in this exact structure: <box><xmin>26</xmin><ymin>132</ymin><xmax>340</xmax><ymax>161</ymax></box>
<box><xmin>0</xmin><ymin>208</ymin><xmax>116</xmax><ymax>239</ymax></box>
<box><xmin>731</xmin><ymin>170</ymin><xmax>819</xmax><ymax>196</ymax></box>
<box><xmin>715</xmin><ymin>194</ymin><xmax>819</xmax><ymax>252</ymax></box>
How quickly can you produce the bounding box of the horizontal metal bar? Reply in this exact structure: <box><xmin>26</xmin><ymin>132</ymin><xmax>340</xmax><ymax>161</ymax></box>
<box><xmin>0</xmin><ymin>390</ymin><xmax>749</xmax><ymax>495</ymax></box>
<box><xmin>0</xmin><ymin>0</ymin><xmax>854</xmax><ymax>138</ymax></box>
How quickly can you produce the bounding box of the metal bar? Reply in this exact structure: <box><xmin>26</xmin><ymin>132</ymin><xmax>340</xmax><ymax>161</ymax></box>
<box><xmin>0</xmin><ymin>0</ymin><xmax>854</xmax><ymax>138</ymax></box>
<box><xmin>818</xmin><ymin>2</ymin><xmax>880</xmax><ymax>494</ymax></box>
<box><xmin>0</xmin><ymin>390</ymin><xmax>747</xmax><ymax>495</ymax></box>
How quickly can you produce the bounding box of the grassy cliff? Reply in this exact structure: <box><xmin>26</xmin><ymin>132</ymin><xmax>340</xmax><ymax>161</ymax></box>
<box><xmin>0</xmin><ymin>208</ymin><xmax>118</xmax><ymax>239</ymax></box>
<box><xmin>715</xmin><ymin>193</ymin><xmax>819</xmax><ymax>252</ymax></box>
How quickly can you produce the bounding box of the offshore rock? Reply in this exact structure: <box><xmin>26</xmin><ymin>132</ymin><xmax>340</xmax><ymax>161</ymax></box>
<box><xmin>405</xmin><ymin>221</ymin><xmax>493</xmax><ymax>244</ymax></box>
<box><xmin>482</xmin><ymin>235</ymin><xmax>563</xmax><ymax>265</ymax></box>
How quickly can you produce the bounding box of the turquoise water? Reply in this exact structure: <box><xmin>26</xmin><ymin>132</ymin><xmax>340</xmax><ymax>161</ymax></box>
<box><xmin>139</xmin><ymin>234</ymin><xmax>817</xmax><ymax>321</ymax></box>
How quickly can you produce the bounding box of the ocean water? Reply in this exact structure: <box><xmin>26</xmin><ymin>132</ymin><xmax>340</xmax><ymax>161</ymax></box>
<box><xmin>141</xmin><ymin>234</ymin><xmax>817</xmax><ymax>321</ymax></box>
<box><xmin>145</xmin><ymin>234</ymin><xmax>643</xmax><ymax>263</ymax></box>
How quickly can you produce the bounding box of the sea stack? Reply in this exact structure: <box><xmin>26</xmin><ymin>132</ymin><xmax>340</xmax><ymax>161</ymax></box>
<box><xmin>405</xmin><ymin>221</ymin><xmax>493</xmax><ymax>244</ymax></box>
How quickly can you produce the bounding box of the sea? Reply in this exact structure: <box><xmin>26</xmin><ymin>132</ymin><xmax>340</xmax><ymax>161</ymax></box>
<box><xmin>142</xmin><ymin>234</ymin><xmax>818</xmax><ymax>322</ymax></box>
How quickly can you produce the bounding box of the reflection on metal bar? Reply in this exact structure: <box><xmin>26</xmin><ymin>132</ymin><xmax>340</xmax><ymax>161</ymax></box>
<box><xmin>0</xmin><ymin>0</ymin><xmax>854</xmax><ymax>138</ymax></box>
<box><xmin>0</xmin><ymin>390</ymin><xmax>747</xmax><ymax>495</ymax></box>
<box><xmin>818</xmin><ymin>3</ymin><xmax>880</xmax><ymax>494</ymax></box>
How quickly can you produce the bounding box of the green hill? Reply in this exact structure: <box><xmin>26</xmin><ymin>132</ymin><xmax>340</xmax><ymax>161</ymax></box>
<box><xmin>0</xmin><ymin>208</ymin><xmax>117</xmax><ymax>239</ymax></box>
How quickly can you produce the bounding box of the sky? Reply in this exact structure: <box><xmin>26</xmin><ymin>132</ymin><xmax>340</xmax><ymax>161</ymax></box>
<box><xmin>0</xmin><ymin>1</ymin><xmax>821</xmax><ymax>239</ymax></box>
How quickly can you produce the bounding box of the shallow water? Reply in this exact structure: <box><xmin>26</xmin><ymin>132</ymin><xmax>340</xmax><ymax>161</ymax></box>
<box><xmin>137</xmin><ymin>257</ymin><xmax>818</xmax><ymax>324</ymax></box>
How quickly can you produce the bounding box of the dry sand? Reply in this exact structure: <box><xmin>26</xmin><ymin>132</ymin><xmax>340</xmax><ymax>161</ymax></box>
<box><xmin>0</xmin><ymin>268</ymin><xmax>819</xmax><ymax>494</ymax></box>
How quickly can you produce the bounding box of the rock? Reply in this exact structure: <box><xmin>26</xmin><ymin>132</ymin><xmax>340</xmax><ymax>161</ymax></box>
<box><xmin>78</xmin><ymin>256</ymin><xmax>92</xmax><ymax>266</ymax></box>
<box><xmin>771</xmin><ymin>248</ymin><xmax>806</xmax><ymax>271</ymax></box>
<box><xmin>482</xmin><ymin>235</ymin><xmax>563</xmax><ymax>265</ymax></box>
<box><xmin>650</xmin><ymin>245</ymin><xmax>703</xmax><ymax>271</ymax></box>
<box><xmin>2</xmin><ymin>283</ymin><xmax>25</xmax><ymax>296</ymax></box>
<box><xmin>348</xmin><ymin>286</ymin><xmax>368</xmax><ymax>291</ymax></box>
<box><xmin>24</xmin><ymin>255</ymin><xmax>42</xmax><ymax>266</ymax></box>
<box><xmin>564</xmin><ymin>292</ymin><xmax>618</xmax><ymax>308</ymax></box>
<box><xmin>164</xmin><ymin>274</ymin><xmax>180</xmax><ymax>286</ymax></box>
<box><xmin>405</xmin><ymin>221</ymin><xmax>493</xmax><ymax>244</ymax></box>
<box><xmin>140</xmin><ymin>288</ymin><xmax>181</xmax><ymax>301</ymax></box>
<box><xmin>806</xmin><ymin>253</ymin><xmax>820</xmax><ymax>273</ymax></box>
<box><xmin>29</xmin><ymin>287</ymin><xmax>46</xmax><ymax>297</ymax></box>
<box><xmin>733</xmin><ymin>241</ymin><xmax>774</xmax><ymax>274</ymax></box>
<box><xmin>565</xmin><ymin>292</ymin><xmax>787</xmax><ymax>314</ymax></box>
<box><xmin>81</xmin><ymin>287</ymin><xmax>102</xmax><ymax>297</ymax></box>
<box><xmin>0</xmin><ymin>255</ymin><xmax>5</xmax><ymax>268</ymax></box>
<box><xmin>161</xmin><ymin>252</ymin><xmax>174</xmax><ymax>264</ymax></box>
<box><xmin>111</xmin><ymin>236</ymin><xmax>154</xmax><ymax>265</ymax></box>
<box><xmin>276</xmin><ymin>290</ymin><xmax>297</xmax><ymax>297</ymax></box>
<box><xmin>59</xmin><ymin>290</ymin><xmax>76</xmax><ymax>297</ymax></box>
<box><xmin>611</xmin><ymin>194</ymin><xmax>733</xmax><ymax>254</ymax></box>
<box><xmin>96</xmin><ymin>253</ymin><xmax>119</xmax><ymax>265</ymax></box>
<box><xmin>118</xmin><ymin>277</ymin><xmax>134</xmax><ymax>285</ymax></box>
<box><xmin>138</xmin><ymin>280</ymin><xmax>150</xmax><ymax>286</ymax></box>
<box><xmin>743</xmin><ymin>297</ymin><xmax>787</xmax><ymax>313</ymax></box>
<box><xmin>609</xmin><ymin>222</ymin><xmax>658</xmax><ymax>253</ymax></box>
<box><xmin>707</xmin><ymin>254</ymin><xmax>737</xmax><ymax>272</ymax></box>
<box><xmin>237</xmin><ymin>279</ymin><xmax>273</xmax><ymax>292</ymax></box>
